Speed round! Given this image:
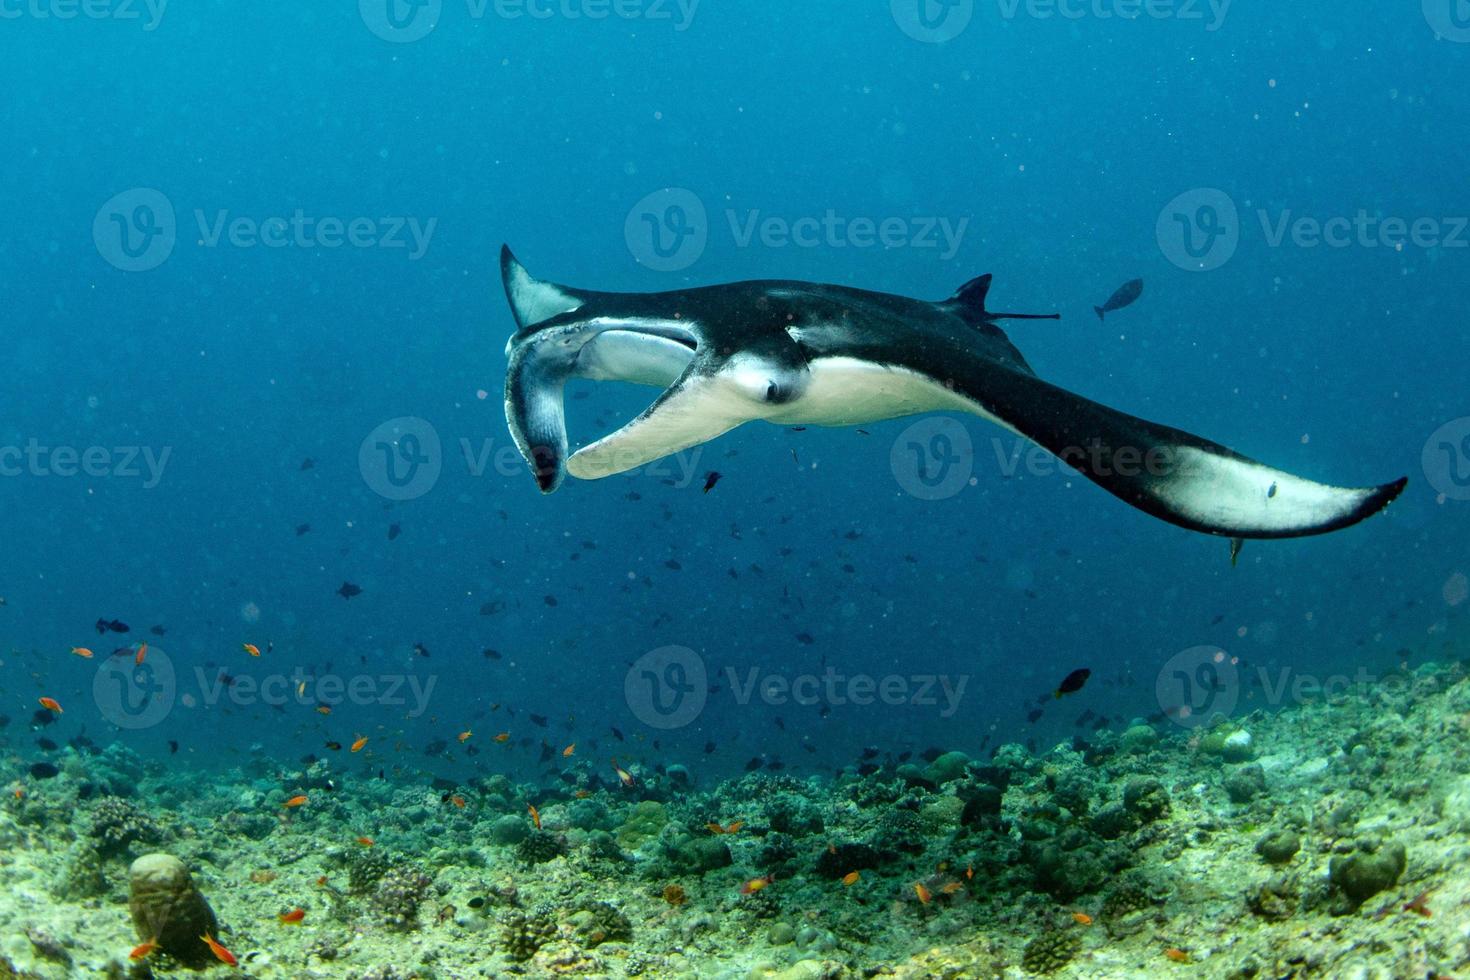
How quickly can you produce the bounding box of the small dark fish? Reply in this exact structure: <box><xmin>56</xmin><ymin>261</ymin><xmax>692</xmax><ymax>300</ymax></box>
<box><xmin>1229</xmin><ymin>536</ymin><xmax>1245</xmax><ymax>568</ymax></box>
<box><xmin>773</xmin><ymin>717</ymin><xmax>785</xmax><ymax>731</ymax></box>
<box><xmin>300</xmin><ymin>458</ymin><xmax>315</xmax><ymax>471</ymax></box>
<box><xmin>1093</xmin><ymin>278</ymin><xmax>1143</xmax><ymax>321</ymax></box>
<box><xmin>388</xmin><ymin>523</ymin><xmax>401</xmax><ymax>541</ymax></box>
<box><xmin>919</xmin><ymin>747</ymin><xmax>942</xmax><ymax>763</ymax></box>
<box><xmin>424</xmin><ymin>740</ymin><xmax>448</xmax><ymax>756</ymax></box>
<box><xmin>610</xmin><ymin>727</ymin><xmax>624</xmax><ymax>742</ymax></box>
<box><xmin>95</xmin><ymin>618</ymin><xmax>130</xmax><ymax>635</ymax></box>
<box><xmin>703</xmin><ymin>471</ymin><xmax>722</xmax><ymax>494</ymax></box>
<box><xmin>150</xmin><ymin>625</ymin><xmax>166</xmax><ymax>636</ymax></box>
<box><xmin>482</xmin><ymin>648</ymin><xmax>502</xmax><ymax>660</ymax></box>
<box><xmin>413</xmin><ymin>642</ymin><xmax>430</xmax><ymax>659</ymax></box>
<box><xmin>479</xmin><ymin>600</ymin><xmax>505</xmax><ymax>616</ymax></box>
<box><xmin>859</xmin><ymin>746</ymin><xmax>880</xmax><ymax>761</ymax></box>
<box><xmin>35</xmin><ymin>738</ymin><xmax>57</xmax><ymax>751</ymax></box>
<box><xmin>325</xmin><ymin>741</ymin><xmax>343</xmax><ymax>751</ymax></box>
<box><xmin>1210</xmin><ymin>614</ymin><xmax>1225</xmax><ymax>625</ymax></box>
<box><xmin>704</xmin><ymin>740</ymin><xmax>717</xmax><ymax>754</ymax></box>
<box><xmin>29</xmin><ymin>762</ymin><xmax>60</xmax><ymax>780</ymax></box>
<box><xmin>296</xmin><ymin>523</ymin><xmax>312</xmax><ymax>536</ymax></box>
<box><xmin>168</xmin><ymin>740</ymin><xmax>179</xmax><ymax>754</ymax></box>
<box><xmin>337</xmin><ymin>582</ymin><xmax>362</xmax><ymax>600</ymax></box>
<box><xmin>795</xmin><ymin>633</ymin><xmax>814</xmax><ymax>645</ymax></box>
<box><xmin>1026</xmin><ymin>708</ymin><xmax>1045</xmax><ymax>723</ymax></box>
<box><xmin>544</xmin><ymin>595</ymin><xmax>558</xmax><ymax>607</ymax></box>
<box><xmin>664</xmin><ymin>560</ymin><xmax>682</xmax><ymax>571</ymax></box>
<box><xmin>538</xmin><ymin>742</ymin><xmax>554</xmax><ymax>763</ymax></box>
<box><xmin>1074</xmin><ymin>709</ymin><xmax>1096</xmax><ymax>728</ymax></box>
<box><xmin>1054</xmin><ymin>668</ymin><xmax>1091</xmax><ymax>698</ymax></box>
<box><xmin>766</xmin><ymin>758</ymin><xmax>785</xmax><ymax>772</ymax></box>
<box><xmin>744</xmin><ymin>757</ymin><xmax>763</xmax><ymax>772</ymax></box>
<box><xmin>529</xmin><ymin>714</ymin><xmax>548</xmax><ymax>728</ymax></box>
<box><xmin>32</xmin><ymin>709</ymin><xmax>56</xmax><ymax>728</ymax></box>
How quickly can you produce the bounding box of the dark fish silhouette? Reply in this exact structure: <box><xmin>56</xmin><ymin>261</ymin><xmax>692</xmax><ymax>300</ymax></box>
<box><xmin>388</xmin><ymin>523</ymin><xmax>401</xmax><ymax>541</ymax></box>
<box><xmin>1094</xmin><ymin>278</ymin><xmax>1142</xmax><ymax>321</ymax></box>
<box><xmin>703</xmin><ymin>471</ymin><xmax>722</xmax><ymax>493</ymax></box>
<box><xmin>337</xmin><ymin>582</ymin><xmax>362</xmax><ymax>599</ymax></box>
<box><xmin>482</xmin><ymin>648</ymin><xmax>502</xmax><ymax>660</ymax></box>
<box><xmin>296</xmin><ymin>523</ymin><xmax>311</xmax><ymax>536</ymax></box>
<box><xmin>1054</xmin><ymin>668</ymin><xmax>1092</xmax><ymax>699</ymax></box>
<box><xmin>149</xmin><ymin>625</ymin><xmax>167</xmax><ymax>636</ymax></box>
<box><xmin>95</xmin><ymin>618</ymin><xmax>129</xmax><ymax>634</ymax></box>
<box><xmin>300</xmin><ymin>458</ymin><xmax>315</xmax><ymax>470</ymax></box>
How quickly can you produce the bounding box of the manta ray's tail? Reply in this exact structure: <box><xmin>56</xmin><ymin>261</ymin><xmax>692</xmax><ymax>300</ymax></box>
<box><xmin>943</xmin><ymin>274</ymin><xmax>1060</xmax><ymax>324</ymax></box>
<box><xmin>956</xmin><ymin>363</ymin><xmax>1406</xmax><ymax>540</ymax></box>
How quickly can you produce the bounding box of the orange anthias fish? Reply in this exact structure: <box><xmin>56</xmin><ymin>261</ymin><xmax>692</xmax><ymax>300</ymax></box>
<box><xmin>706</xmin><ymin>820</ymin><xmax>744</xmax><ymax>835</ymax></box>
<box><xmin>1404</xmin><ymin>888</ymin><xmax>1434</xmax><ymax>918</ymax></box>
<box><xmin>740</xmin><ymin>874</ymin><xmax>776</xmax><ymax>895</ymax></box>
<box><xmin>278</xmin><ymin>908</ymin><xmax>305</xmax><ymax>924</ymax></box>
<box><xmin>201</xmin><ymin>933</ymin><xmax>237</xmax><ymax>967</ymax></box>
<box><xmin>458</xmin><ymin>730</ymin><xmax>473</xmax><ymax>743</ymax></box>
<box><xmin>350</xmin><ymin>736</ymin><xmax>369</xmax><ymax>753</ymax></box>
<box><xmin>528</xmin><ymin>803</ymin><xmax>542</xmax><ymax>829</ymax></box>
<box><xmin>1073</xmin><ymin>912</ymin><xmax>1094</xmax><ymax>926</ymax></box>
<box><xmin>1164</xmin><ymin>948</ymin><xmax>1190</xmax><ymax>963</ymax></box>
<box><xmin>316</xmin><ymin>705</ymin><xmax>332</xmax><ymax>715</ymax></box>
<box><xmin>493</xmin><ymin>732</ymin><xmax>511</xmax><ymax>743</ymax></box>
<box><xmin>283</xmin><ymin>794</ymin><xmax>309</xmax><ymax>808</ymax></box>
<box><xmin>940</xmin><ymin>881</ymin><xmax>965</xmax><ymax>896</ymax></box>
<box><xmin>135</xmin><ymin>643</ymin><xmax>148</xmax><ymax>664</ymax></box>
<box><xmin>71</xmin><ymin>646</ymin><xmax>94</xmax><ymax>659</ymax></box>
<box><xmin>129</xmin><ymin>939</ymin><xmax>159</xmax><ymax>960</ymax></box>
<box><xmin>449</xmin><ymin>794</ymin><xmax>466</xmax><ymax>809</ymax></box>
<box><xmin>913</xmin><ymin>882</ymin><xmax>933</xmax><ymax>905</ymax></box>
<box><xmin>38</xmin><ymin>697</ymin><xmax>63</xmax><ymax>713</ymax></box>
<box><xmin>562</xmin><ymin>743</ymin><xmax>576</xmax><ymax>757</ymax></box>
<box><xmin>356</xmin><ymin>836</ymin><xmax>375</xmax><ymax>847</ymax></box>
<box><xmin>841</xmin><ymin>871</ymin><xmax>861</xmax><ymax>887</ymax></box>
<box><xmin>243</xmin><ymin>643</ymin><xmax>261</xmax><ymax>657</ymax></box>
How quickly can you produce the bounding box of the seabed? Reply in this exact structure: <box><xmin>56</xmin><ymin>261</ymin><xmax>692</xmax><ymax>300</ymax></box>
<box><xmin>3</xmin><ymin>657</ymin><xmax>1469</xmax><ymax>979</ymax></box>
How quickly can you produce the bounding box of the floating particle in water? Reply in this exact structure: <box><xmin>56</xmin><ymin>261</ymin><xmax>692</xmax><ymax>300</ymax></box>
<box><xmin>1444</xmin><ymin>572</ymin><xmax>1469</xmax><ymax>607</ymax></box>
<box><xmin>241</xmin><ymin>601</ymin><xmax>261</xmax><ymax>624</ymax></box>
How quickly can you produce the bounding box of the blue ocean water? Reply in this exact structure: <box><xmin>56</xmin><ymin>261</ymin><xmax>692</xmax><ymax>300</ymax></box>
<box><xmin>1</xmin><ymin>0</ymin><xmax>1466</xmax><ymax>782</ymax></box>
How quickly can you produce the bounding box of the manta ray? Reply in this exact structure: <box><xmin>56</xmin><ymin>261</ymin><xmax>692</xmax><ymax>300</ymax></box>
<box><xmin>499</xmin><ymin>246</ymin><xmax>1405</xmax><ymax>542</ymax></box>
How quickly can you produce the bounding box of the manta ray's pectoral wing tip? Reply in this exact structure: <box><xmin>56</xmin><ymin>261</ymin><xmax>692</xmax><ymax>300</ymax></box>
<box><xmin>1364</xmin><ymin>475</ymin><xmax>1409</xmax><ymax>517</ymax></box>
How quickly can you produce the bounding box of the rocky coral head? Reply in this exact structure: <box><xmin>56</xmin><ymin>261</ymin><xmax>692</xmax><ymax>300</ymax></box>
<box><xmin>127</xmin><ymin>853</ymin><xmax>220</xmax><ymax>968</ymax></box>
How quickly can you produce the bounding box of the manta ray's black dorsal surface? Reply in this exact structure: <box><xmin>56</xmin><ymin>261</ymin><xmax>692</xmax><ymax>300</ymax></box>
<box><xmin>500</xmin><ymin>245</ymin><xmax>1406</xmax><ymax>540</ymax></box>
